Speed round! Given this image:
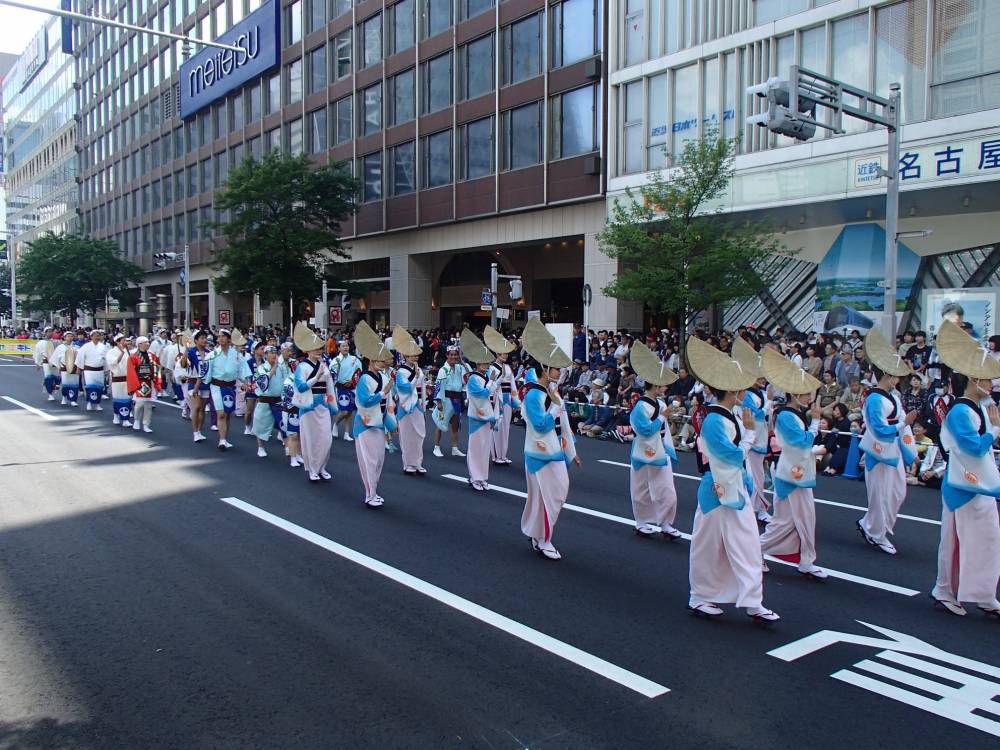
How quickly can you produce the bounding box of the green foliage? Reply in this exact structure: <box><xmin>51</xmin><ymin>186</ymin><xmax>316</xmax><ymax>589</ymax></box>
<box><xmin>18</xmin><ymin>233</ymin><xmax>146</xmax><ymax>318</ymax></box>
<box><xmin>211</xmin><ymin>150</ymin><xmax>359</xmax><ymax>307</ymax></box>
<box><xmin>599</xmin><ymin>131</ymin><xmax>786</xmax><ymax>324</ymax></box>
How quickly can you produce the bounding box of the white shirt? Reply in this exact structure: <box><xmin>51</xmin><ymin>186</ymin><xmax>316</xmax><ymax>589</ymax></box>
<box><xmin>75</xmin><ymin>341</ymin><xmax>107</xmax><ymax>369</ymax></box>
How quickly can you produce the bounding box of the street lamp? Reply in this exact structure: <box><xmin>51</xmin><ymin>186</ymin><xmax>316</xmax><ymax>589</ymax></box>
<box><xmin>0</xmin><ymin>230</ymin><xmax>14</xmax><ymax>329</ymax></box>
<box><xmin>153</xmin><ymin>247</ymin><xmax>190</xmax><ymax>328</ymax></box>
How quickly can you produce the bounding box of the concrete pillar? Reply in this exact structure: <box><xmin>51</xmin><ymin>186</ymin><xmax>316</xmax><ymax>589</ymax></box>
<box><xmin>390</xmin><ymin>253</ymin><xmax>436</xmax><ymax>329</ymax></box>
<box><xmin>208</xmin><ymin>278</ymin><xmax>217</xmax><ymax>329</ymax></box>
<box><xmin>583</xmin><ymin>232</ymin><xmax>643</xmax><ymax>332</ymax></box>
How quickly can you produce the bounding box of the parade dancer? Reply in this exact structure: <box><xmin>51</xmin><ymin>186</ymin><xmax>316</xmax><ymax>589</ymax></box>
<box><xmin>758</xmin><ymin>348</ymin><xmax>828</xmax><ymax>580</ymax></box>
<box><xmin>75</xmin><ymin>329</ymin><xmax>107</xmax><ymax>411</ymax></box>
<box><xmin>204</xmin><ymin>328</ymin><xmax>252</xmax><ymax>450</ymax></box>
<box><xmin>292</xmin><ymin>323</ymin><xmax>337</xmax><ymax>481</ymax></box>
<box><xmin>332</xmin><ymin>339</ymin><xmax>362</xmax><ymax>442</ymax></box>
<box><xmin>857</xmin><ymin>328</ymin><xmax>919</xmax><ymax>555</ymax></box>
<box><xmin>252</xmin><ymin>346</ymin><xmax>289</xmax><ymax>458</ymax></box>
<box><xmin>353</xmin><ymin>321</ymin><xmax>397</xmax><ymax>507</ymax></box>
<box><xmin>127</xmin><ymin>336</ymin><xmax>160</xmax><ymax>433</ymax></box>
<box><xmin>50</xmin><ymin>331</ymin><xmax>79</xmax><ymax>406</ymax></box>
<box><xmin>732</xmin><ymin>337</ymin><xmax>772</xmax><ymax>524</ymax></box>
<box><xmin>280</xmin><ymin>342</ymin><xmax>305</xmax><ymax>468</ymax></box>
<box><xmin>461</xmin><ymin>329</ymin><xmax>498</xmax><ymax>491</ymax></box>
<box><xmin>244</xmin><ymin>341</ymin><xmax>264</xmax><ymax>436</ymax></box>
<box><xmin>685</xmin><ymin>336</ymin><xmax>780</xmax><ymax>623</ymax></box>
<box><xmin>106</xmin><ymin>333</ymin><xmax>133</xmax><ymax>427</ymax></box>
<box><xmin>33</xmin><ymin>327</ymin><xmax>57</xmax><ymax>401</ymax></box>
<box><xmin>181</xmin><ymin>331</ymin><xmax>211</xmax><ymax>441</ymax></box>
<box><xmin>519</xmin><ymin>318</ymin><xmax>581</xmax><ymax>560</ymax></box>
<box><xmin>483</xmin><ymin>325</ymin><xmax>518</xmax><ymax>466</ymax></box>
<box><xmin>432</xmin><ymin>346</ymin><xmax>470</xmax><ymax>458</ymax></box>
<box><xmin>929</xmin><ymin>321</ymin><xmax>1000</xmax><ymax>618</ymax></box>
<box><xmin>627</xmin><ymin>341</ymin><xmax>682</xmax><ymax>539</ymax></box>
<box><xmin>392</xmin><ymin>325</ymin><xmax>427</xmax><ymax>476</ymax></box>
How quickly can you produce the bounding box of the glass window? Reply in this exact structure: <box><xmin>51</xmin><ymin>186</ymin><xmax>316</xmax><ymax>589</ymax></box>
<box><xmin>755</xmin><ymin>0</ymin><xmax>809</xmax><ymax>25</ymax></box>
<box><xmin>389</xmin><ymin>68</ymin><xmax>415</xmax><ymax>126</ymax></box>
<box><xmin>390</xmin><ymin>0</ymin><xmax>415</xmax><ymax>55</ymax></box>
<box><xmin>334</xmin><ymin>30</ymin><xmax>352</xmax><ymax>80</ymax></box>
<box><xmin>671</xmin><ymin>64</ymin><xmax>697</xmax><ymax>158</ymax></box>
<box><xmin>286</xmin><ymin>58</ymin><xmax>303</xmax><ymax>104</ymax></box>
<box><xmin>422</xmin><ymin>52</ymin><xmax>453</xmax><ymax>113</ymax></box>
<box><xmin>266</xmin><ymin>73</ymin><xmax>281</xmax><ymax>114</ymax></box>
<box><xmin>308</xmin><ymin>107</ymin><xmax>328</xmax><ymax>152</ymax></box>
<box><xmin>199</xmin><ymin>158</ymin><xmax>213</xmax><ymax>192</ymax></box>
<box><xmin>459</xmin><ymin>115</ymin><xmax>494</xmax><ymax>180</ymax></box>
<box><xmin>248</xmin><ymin>82</ymin><xmax>262</xmax><ymax>122</ymax></box>
<box><xmin>723</xmin><ymin>51</ymin><xmax>737</xmax><ymax>141</ymax></box>
<box><xmin>330</xmin><ymin>0</ymin><xmax>351</xmax><ymax>21</ymax></box>
<box><xmin>422</xmin><ymin>129</ymin><xmax>452</xmax><ymax>187</ymax></box>
<box><xmin>286</xmin><ymin>0</ymin><xmax>302</xmax><ymax>44</ymax></box>
<box><xmin>551</xmin><ymin>0</ymin><xmax>599</xmax><ymax>68</ymax></box>
<box><xmin>360</xmin><ymin>14</ymin><xmax>382</xmax><ymax>69</ymax></box>
<box><xmin>306</xmin><ymin>0</ymin><xmax>326</xmax><ymax>34</ymax></box>
<box><xmin>362</xmin><ymin>83</ymin><xmax>382</xmax><ymax>135</ymax></box>
<box><xmin>622</xmin><ymin>80</ymin><xmax>643</xmax><ymax>173</ymax></box>
<box><xmin>361</xmin><ymin>151</ymin><xmax>382</xmax><ymax>202</ymax></box>
<box><xmin>503</xmin><ymin>13</ymin><xmax>541</xmax><ymax>86</ymax></box>
<box><xmin>876</xmin><ymin>0</ymin><xmax>927</xmax><ymax>124</ymax></box>
<box><xmin>832</xmin><ymin>14</ymin><xmax>870</xmax><ymax>133</ymax></box>
<box><xmin>266</xmin><ymin>127</ymin><xmax>281</xmax><ymax>153</ymax></box>
<box><xmin>460</xmin><ymin>35</ymin><xmax>494</xmax><ymax>100</ymax></box>
<box><xmin>422</xmin><ymin>0</ymin><xmax>451</xmax><ymax>39</ymax></box>
<box><xmin>502</xmin><ymin>101</ymin><xmax>542</xmax><ymax>170</ymax></box>
<box><xmin>232</xmin><ymin>91</ymin><xmax>246</xmax><ymax>130</ymax></box>
<box><xmin>286</xmin><ymin>117</ymin><xmax>304</xmax><ymax>153</ymax></box>
<box><xmin>703</xmin><ymin>56</ymin><xmax>720</xmax><ymax>133</ymax></box>
<box><xmin>389</xmin><ymin>140</ymin><xmax>416</xmax><ymax>195</ymax></box>
<box><xmin>623</xmin><ymin>0</ymin><xmax>644</xmax><ymax>66</ymax></box>
<box><xmin>308</xmin><ymin>45</ymin><xmax>328</xmax><ymax>93</ymax></box>
<box><xmin>551</xmin><ymin>84</ymin><xmax>599</xmax><ymax>159</ymax></box>
<box><xmin>800</xmin><ymin>25</ymin><xmax>825</xmax><ymax>74</ymax></box>
<box><xmin>335</xmin><ymin>96</ymin><xmax>353</xmax><ymax>143</ymax></box>
<box><xmin>459</xmin><ymin>0</ymin><xmax>492</xmax><ymax>21</ymax></box>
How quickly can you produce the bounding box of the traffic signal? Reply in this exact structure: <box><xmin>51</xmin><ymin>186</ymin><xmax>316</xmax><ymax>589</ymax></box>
<box><xmin>509</xmin><ymin>278</ymin><xmax>522</xmax><ymax>300</ymax></box>
<box><xmin>746</xmin><ymin>77</ymin><xmax>817</xmax><ymax>141</ymax></box>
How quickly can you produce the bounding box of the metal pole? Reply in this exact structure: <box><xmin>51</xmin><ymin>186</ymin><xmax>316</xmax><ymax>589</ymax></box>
<box><xmin>253</xmin><ymin>291</ymin><xmax>261</xmax><ymax>329</ymax></box>
<box><xmin>883</xmin><ymin>83</ymin><xmax>901</xmax><ymax>340</ymax></box>
<box><xmin>490</xmin><ymin>262</ymin><xmax>498</xmax><ymax>331</ymax></box>
<box><xmin>9</xmin><ymin>248</ymin><xmax>15</xmax><ymax>329</ymax></box>
<box><xmin>0</xmin><ymin>0</ymin><xmax>242</xmax><ymax>52</ymax></box>
<box><xmin>183</xmin><ymin>244</ymin><xmax>190</xmax><ymax>330</ymax></box>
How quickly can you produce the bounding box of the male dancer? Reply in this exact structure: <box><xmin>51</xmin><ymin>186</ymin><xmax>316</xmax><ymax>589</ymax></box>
<box><xmin>106</xmin><ymin>333</ymin><xmax>133</xmax><ymax>427</ymax></box>
<box><xmin>627</xmin><ymin>341</ymin><xmax>682</xmax><ymax>539</ymax></box>
<box><xmin>392</xmin><ymin>325</ymin><xmax>427</xmax><ymax>476</ymax></box>
<box><xmin>127</xmin><ymin>336</ymin><xmax>160</xmax><ymax>433</ymax></box>
<box><xmin>685</xmin><ymin>336</ymin><xmax>780</xmax><ymax>623</ymax></box>
<box><xmin>462</xmin><ymin>329</ymin><xmax>498</xmax><ymax>491</ymax></box>
<box><xmin>50</xmin><ymin>331</ymin><xmax>79</xmax><ymax>406</ymax></box>
<box><xmin>181</xmin><ymin>331</ymin><xmax>211</xmax><ymax>442</ymax></box>
<box><xmin>519</xmin><ymin>318</ymin><xmax>581</xmax><ymax>560</ymax></box>
<box><xmin>930</xmin><ymin>321</ymin><xmax>1000</xmax><ymax>617</ymax></box>
<box><xmin>244</xmin><ymin>340</ymin><xmax>265</xmax><ymax>435</ymax></box>
<box><xmin>857</xmin><ymin>328</ymin><xmax>918</xmax><ymax>555</ymax></box>
<box><xmin>332</xmin><ymin>339</ymin><xmax>362</xmax><ymax>442</ymax></box>
<box><xmin>204</xmin><ymin>329</ymin><xmax>251</xmax><ymax>450</ymax></box>
<box><xmin>32</xmin><ymin>327</ymin><xmax>58</xmax><ymax>400</ymax></box>
<box><xmin>483</xmin><ymin>325</ymin><xmax>517</xmax><ymax>465</ymax></box>
<box><xmin>293</xmin><ymin>323</ymin><xmax>337</xmax><ymax>481</ymax></box>
<box><xmin>432</xmin><ymin>346</ymin><xmax>469</xmax><ymax>457</ymax></box>
<box><xmin>75</xmin><ymin>329</ymin><xmax>107</xmax><ymax>411</ymax></box>
<box><xmin>252</xmin><ymin>346</ymin><xmax>289</xmax><ymax>458</ymax></box>
<box><xmin>353</xmin><ymin>322</ymin><xmax>397</xmax><ymax>507</ymax></box>
<box><xmin>758</xmin><ymin>348</ymin><xmax>828</xmax><ymax>580</ymax></box>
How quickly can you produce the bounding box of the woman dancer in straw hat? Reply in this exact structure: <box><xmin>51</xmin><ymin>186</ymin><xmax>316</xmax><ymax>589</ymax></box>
<box><xmin>856</xmin><ymin>328</ymin><xmax>919</xmax><ymax>555</ymax></box>
<box><xmin>757</xmin><ymin>348</ymin><xmax>828</xmax><ymax>580</ymax></box>
<box><xmin>292</xmin><ymin>322</ymin><xmax>337</xmax><ymax>482</ymax></box>
<box><xmin>929</xmin><ymin>321</ymin><xmax>1000</xmax><ymax>618</ymax></box>
<box><xmin>685</xmin><ymin>337</ymin><xmax>780</xmax><ymax>623</ymax></box>
<box><xmin>353</xmin><ymin>322</ymin><xmax>398</xmax><ymax>508</ymax></box>
<box><xmin>484</xmin><ymin>325</ymin><xmax>518</xmax><ymax>466</ymax></box>
<box><xmin>392</xmin><ymin>325</ymin><xmax>428</xmax><ymax>476</ymax></box>
<box><xmin>462</xmin><ymin>329</ymin><xmax>499</xmax><ymax>491</ymax></box>
<box><xmin>628</xmin><ymin>341</ymin><xmax>683</xmax><ymax>539</ymax></box>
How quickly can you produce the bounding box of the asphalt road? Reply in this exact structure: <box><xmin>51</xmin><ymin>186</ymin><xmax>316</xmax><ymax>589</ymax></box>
<box><xmin>0</xmin><ymin>355</ymin><xmax>996</xmax><ymax>749</ymax></box>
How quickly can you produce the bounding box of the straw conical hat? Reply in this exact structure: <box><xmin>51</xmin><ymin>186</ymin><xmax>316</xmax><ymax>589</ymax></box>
<box><xmin>685</xmin><ymin>336</ymin><xmax>756</xmax><ymax>392</ymax></box>
<box><xmin>392</xmin><ymin>324</ymin><xmax>422</xmax><ymax>357</ymax></box>
<box><xmin>935</xmin><ymin>320</ymin><xmax>1000</xmax><ymax>379</ymax></box>
<box><xmin>180</xmin><ymin>329</ymin><xmax>195</xmax><ymax>348</ymax></box>
<box><xmin>630</xmin><ymin>341</ymin><xmax>678</xmax><ymax>386</ymax></box>
<box><xmin>230</xmin><ymin>328</ymin><xmax>246</xmax><ymax>347</ymax></box>
<box><xmin>731</xmin><ymin>336</ymin><xmax>764</xmax><ymax>380</ymax></box>
<box><xmin>864</xmin><ymin>327</ymin><xmax>912</xmax><ymax>377</ymax></box>
<box><xmin>521</xmin><ymin>318</ymin><xmax>571</xmax><ymax>368</ymax></box>
<box><xmin>355</xmin><ymin>320</ymin><xmax>393</xmax><ymax>362</ymax></box>
<box><xmin>483</xmin><ymin>324</ymin><xmax>515</xmax><ymax>354</ymax></box>
<box><xmin>293</xmin><ymin>321</ymin><xmax>325</xmax><ymax>353</ymax></box>
<box><xmin>460</xmin><ymin>329</ymin><xmax>493</xmax><ymax>364</ymax></box>
<box><xmin>761</xmin><ymin>347</ymin><xmax>821</xmax><ymax>394</ymax></box>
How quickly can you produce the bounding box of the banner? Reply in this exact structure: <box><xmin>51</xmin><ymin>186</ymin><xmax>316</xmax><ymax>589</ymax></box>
<box><xmin>0</xmin><ymin>339</ymin><xmax>37</xmax><ymax>356</ymax></box>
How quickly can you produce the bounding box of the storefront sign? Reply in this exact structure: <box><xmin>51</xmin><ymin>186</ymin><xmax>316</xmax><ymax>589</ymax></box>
<box><xmin>851</xmin><ymin>134</ymin><xmax>1000</xmax><ymax>191</ymax></box>
<box><xmin>180</xmin><ymin>0</ymin><xmax>281</xmax><ymax>119</ymax></box>
<box><xmin>922</xmin><ymin>287</ymin><xmax>997</xmax><ymax>339</ymax></box>
<box><xmin>0</xmin><ymin>339</ymin><xmax>35</xmax><ymax>356</ymax></box>
<box><xmin>328</xmin><ymin>306</ymin><xmax>342</xmax><ymax>326</ymax></box>
<box><xmin>218</xmin><ymin>309</ymin><xmax>231</xmax><ymax>326</ymax></box>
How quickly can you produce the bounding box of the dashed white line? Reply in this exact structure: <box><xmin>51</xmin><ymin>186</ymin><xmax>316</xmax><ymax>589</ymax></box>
<box><xmin>220</xmin><ymin>495</ymin><xmax>670</xmax><ymax>699</ymax></box>
<box><xmin>1</xmin><ymin>396</ymin><xmax>59</xmax><ymax>421</ymax></box>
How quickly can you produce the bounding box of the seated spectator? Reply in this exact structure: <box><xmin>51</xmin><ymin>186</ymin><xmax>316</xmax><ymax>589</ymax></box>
<box><xmin>905</xmin><ymin>420</ymin><xmax>934</xmax><ymax>483</ymax></box>
<box><xmin>821</xmin><ymin>404</ymin><xmax>855</xmax><ymax>476</ymax></box>
<box><xmin>676</xmin><ymin>392</ymin><xmax>707</xmax><ymax>451</ymax></box>
<box><xmin>910</xmin><ymin>441</ymin><xmax>945</xmax><ymax>488</ymax></box>
<box><xmin>611</xmin><ymin>393</ymin><xmax>636</xmax><ymax>442</ymax></box>
<box><xmin>922</xmin><ymin>378</ymin><xmax>954</xmax><ymax>440</ymax></box>
<box><xmin>901</xmin><ymin>374</ymin><xmax>927</xmax><ymax>415</ymax></box>
<box><xmin>669</xmin><ymin>367</ymin><xmax>696</xmax><ymax>405</ymax></box>
<box><xmin>818</xmin><ymin>370</ymin><xmax>843</xmax><ymax>418</ymax></box>
<box><xmin>576</xmin><ymin>361</ymin><xmax>594</xmax><ymax>392</ymax></box>
<box><xmin>577</xmin><ymin>389</ymin><xmax>613</xmax><ymax>437</ymax></box>
<box><xmin>837</xmin><ymin>378</ymin><xmax>864</xmax><ymax>422</ymax></box>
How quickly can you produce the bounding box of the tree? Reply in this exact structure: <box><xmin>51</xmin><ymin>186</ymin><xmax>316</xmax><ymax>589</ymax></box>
<box><xmin>599</xmin><ymin>131</ymin><xmax>786</xmax><ymax>342</ymax></box>
<box><xmin>18</xmin><ymin>233</ymin><xmax>146</xmax><ymax>322</ymax></box>
<box><xmin>211</xmin><ymin>151</ymin><xmax>359</xmax><ymax>321</ymax></box>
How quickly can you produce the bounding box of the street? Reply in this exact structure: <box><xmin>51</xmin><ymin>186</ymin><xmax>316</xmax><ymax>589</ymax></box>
<box><xmin>0</xmin><ymin>357</ymin><xmax>996</xmax><ymax>750</ymax></box>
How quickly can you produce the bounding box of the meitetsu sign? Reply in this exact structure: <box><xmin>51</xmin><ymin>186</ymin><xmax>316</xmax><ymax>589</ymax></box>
<box><xmin>180</xmin><ymin>0</ymin><xmax>280</xmax><ymax>119</ymax></box>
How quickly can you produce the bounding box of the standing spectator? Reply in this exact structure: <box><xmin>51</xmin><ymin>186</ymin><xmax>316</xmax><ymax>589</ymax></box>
<box><xmin>905</xmin><ymin>330</ymin><xmax>933</xmax><ymax>379</ymax></box>
<box><xmin>572</xmin><ymin>324</ymin><xmax>586</xmax><ymax>363</ymax></box>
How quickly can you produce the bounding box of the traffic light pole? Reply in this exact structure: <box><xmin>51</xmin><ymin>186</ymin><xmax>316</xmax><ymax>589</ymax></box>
<box><xmin>490</xmin><ymin>263</ymin><xmax>498</xmax><ymax>331</ymax></box>
<box><xmin>882</xmin><ymin>85</ymin><xmax>901</xmax><ymax>340</ymax></box>
<box><xmin>183</xmin><ymin>244</ymin><xmax>191</xmax><ymax>330</ymax></box>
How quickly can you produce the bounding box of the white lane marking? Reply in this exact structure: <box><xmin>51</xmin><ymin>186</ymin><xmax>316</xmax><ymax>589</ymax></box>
<box><xmin>220</xmin><ymin>496</ymin><xmax>669</xmax><ymax>698</ymax></box>
<box><xmin>597</xmin><ymin>459</ymin><xmax>941</xmax><ymax>526</ymax></box>
<box><xmin>442</xmin><ymin>474</ymin><xmax>919</xmax><ymax>597</ymax></box>
<box><xmin>0</xmin><ymin>364</ymin><xmax>35</xmax><ymax>367</ymax></box>
<box><xmin>1</xmin><ymin>396</ymin><xmax>59</xmax><ymax>421</ymax></box>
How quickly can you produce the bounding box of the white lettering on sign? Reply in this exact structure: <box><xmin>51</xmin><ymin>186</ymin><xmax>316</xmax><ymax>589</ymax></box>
<box><xmin>769</xmin><ymin>621</ymin><xmax>1000</xmax><ymax>737</ymax></box>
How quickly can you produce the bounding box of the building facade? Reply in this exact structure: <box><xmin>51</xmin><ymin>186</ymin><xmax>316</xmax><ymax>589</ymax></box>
<box><xmin>75</xmin><ymin>0</ymin><xmax>637</xmax><ymax>331</ymax></box>
<box><xmin>2</xmin><ymin>19</ymin><xmax>77</xmax><ymax>314</ymax></box>
<box><xmin>607</xmin><ymin>0</ymin><xmax>1000</xmax><ymax>337</ymax></box>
